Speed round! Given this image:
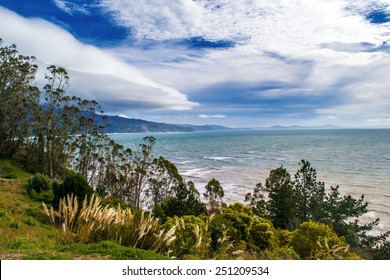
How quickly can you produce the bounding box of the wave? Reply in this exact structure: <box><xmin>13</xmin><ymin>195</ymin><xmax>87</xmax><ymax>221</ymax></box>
<box><xmin>204</xmin><ymin>156</ymin><xmax>232</xmax><ymax>161</ymax></box>
<box><xmin>180</xmin><ymin>168</ymin><xmax>213</xmax><ymax>178</ymax></box>
<box><xmin>176</xmin><ymin>160</ymin><xmax>195</xmax><ymax>165</ymax></box>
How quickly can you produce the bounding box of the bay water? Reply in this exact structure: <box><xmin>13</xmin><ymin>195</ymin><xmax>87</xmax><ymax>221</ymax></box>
<box><xmin>110</xmin><ymin>129</ymin><xmax>390</xmax><ymax>233</ymax></box>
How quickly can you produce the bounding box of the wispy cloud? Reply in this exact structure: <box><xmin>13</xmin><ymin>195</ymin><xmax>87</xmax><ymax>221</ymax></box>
<box><xmin>0</xmin><ymin>7</ymin><xmax>197</xmax><ymax>114</ymax></box>
<box><xmin>52</xmin><ymin>0</ymin><xmax>91</xmax><ymax>15</ymax></box>
<box><xmin>198</xmin><ymin>114</ymin><xmax>226</xmax><ymax>119</ymax></box>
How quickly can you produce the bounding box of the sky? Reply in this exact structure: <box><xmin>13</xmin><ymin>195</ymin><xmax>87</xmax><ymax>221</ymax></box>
<box><xmin>0</xmin><ymin>0</ymin><xmax>390</xmax><ymax>128</ymax></box>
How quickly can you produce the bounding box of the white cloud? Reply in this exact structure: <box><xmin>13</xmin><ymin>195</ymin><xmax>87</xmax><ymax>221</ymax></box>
<box><xmin>0</xmin><ymin>7</ymin><xmax>197</xmax><ymax>113</ymax></box>
<box><xmin>99</xmin><ymin>0</ymin><xmax>390</xmax><ymax>126</ymax></box>
<box><xmin>198</xmin><ymin>114</ymin><xmax>226</xmax><ymax>119</ymax></box>
<box><xmin>101</xmin><ymin>0</ymin><xmax>390</xmax><ymax>88</ymax></box>
<box><xmin>52</xmin><ymin>0</ymin><xmax>91</xmax><ymax>15</ymax></box>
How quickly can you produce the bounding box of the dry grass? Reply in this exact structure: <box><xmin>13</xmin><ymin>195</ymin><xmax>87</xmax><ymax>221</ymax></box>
<box><xmin>43</xmin><ymin>194</ymin><xmax>176</xmax><ymax>254</ymax></box>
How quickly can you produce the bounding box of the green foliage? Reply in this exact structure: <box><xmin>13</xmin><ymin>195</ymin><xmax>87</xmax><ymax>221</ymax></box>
<box><xmin>30</xmin><ymin>189</ymin><xmax>54</xmax><ymax>204</ymax></box>
<box><xmin>222</xmin><ymin>203</ymin><xmax>253</xmax><ymax>242</ymax></box>
<box><xmin>8</xmin><ymin>220</ymin><xmax>21</xmax><ymax>229</ymax></box>
<box><xmin>221</xmin><ymin>203</ymin><xmax>275</xmax><ymax>252</ymax></box>
<box><xmin>264</xmin><ymin>166</ymin><xmax>297</xmax><ymax>230</ymax></box>
<box><xmin>290</xmin><ymin>221</ymin><xmax>355</xmax><ymax>260</ymax></box>
<box><xmin>23</xmin><ymin>216</ymin><xmax>37</xmax><ymax>226</ymax></box>
<box><xmin>1</xmin><ymin>173</ymin><xmax>17</xmax><ymax>179</ymax></box>
<box><xmin>154</xmin><ymin>181</ymin><xmax>207</xmax><ymax>222</ymax></box>
<box><xmin>209</xmin><ymin>214</ymin><xmax>229</xmax><ymax>252</ymax></box>
<box><xmin>245</xmin><ymin>183</ymin><xmax>266</xmax><ymax>217</ymax></box>
<box><xmin>163</xmin><ymin>215</ymin><xmax>210</xmax><ymax>259</ymax></box>
<box><xmin>148</xmin><ymin>156</ymin><xmax>183</xmax><ymax>208</ymax></box>
<box><xmin>250</xmin><ymin>217</ymin><xmax>275</xmax><ymax>250</ymax></box>
<box><xmin>100</xmin><ymin>196</ymin><xmax>131</xmax><ymax>210</ymax></box>
<box><xmin>27</xmin><ymin>173</ymin><xmax>51</xmax><ymax>193</ymax></box>
<box><xmin>58</xmin><ymin>241</ymin><xmax>169</xmax><ymax>260</ymax></box>
<box><xmin>0</xmin><ymin>236</ymin><xmax>26</xmax><ymax>250</ymax></box>
<box><xmin>368</xmin><ymin>241</ymin><xmax>390</xmax><ymax>260</ymax></box>
<box><xmin>293</xmin><ymin>160</ymin><xmax>326</xmax><ymax>223</ymax></box>
<box><xmin>53</xmin><ymin>170</ymin><xmax>93</xmax><ymax>207</ymax></box>
<box><xmin>27</xmin><ymin>173</ymin><xmax>54</xmax><ymax>203</ymax></box>
<box><xmin>204</xmin><ymin>178</ymin><xmax>224</xmax><ymax>214</ymax></box>
<box><xmin>259</xmin><ymin>246</ymin><xmax>301</xmax><ymax>260</ymax></box>
<box><xmin>0</xmin><ymin>40</ymin><xmax>40</xmax><ymax>158</ymax></box>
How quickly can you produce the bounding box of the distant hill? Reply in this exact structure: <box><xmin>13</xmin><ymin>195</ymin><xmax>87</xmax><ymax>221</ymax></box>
<box><xmin>262</xmin><ymin>125</ymin><xmax>342</xmax><ymax>130</ymax></box>
<box><xmin>177</xmin><ymin>124</ymin><xmax>232</xmax><ymax>132</ymax></box>
<box><xmin>104</xmin><ymin>115</ymin><xmax>231</xmax><ymax>133</ymax></box>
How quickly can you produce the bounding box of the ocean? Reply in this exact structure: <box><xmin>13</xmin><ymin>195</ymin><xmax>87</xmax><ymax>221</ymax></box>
<box><xmin>110</xmin><ymin>129</ymin><xmax>390</xmax><ymax>234</ymax></box>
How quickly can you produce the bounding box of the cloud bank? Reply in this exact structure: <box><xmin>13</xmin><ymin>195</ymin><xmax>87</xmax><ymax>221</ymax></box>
<box><xmin>0</xmin><ymin>6</ymin><xmax>197</xmax><ymax>114</ymax></box>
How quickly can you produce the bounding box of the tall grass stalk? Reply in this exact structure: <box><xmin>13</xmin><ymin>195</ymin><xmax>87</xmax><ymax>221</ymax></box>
<box><xmin>43</xmin><ymin>194</ymin><xmax>176</xmax><ymax>254</ymax></box>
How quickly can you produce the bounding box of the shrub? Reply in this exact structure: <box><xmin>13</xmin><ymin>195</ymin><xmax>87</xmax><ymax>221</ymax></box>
<box><xmin>163</xmin><ymin>215</ymin><xmax>210</xmax><ymax>259</ymax></box>
<box><xmin>222</xmin><ymin>203</ymin><xmax>254</xmax><ymax>242</ymax></box>
<box><xmin>53</xmin><ymin>171</ymin><xmax>92</xmax><ymax>207</ymax></box>
<box><xmin>30</xmin><ymin>189</ymin><xmax>54</xmax><ymax>204</ymax></box>
<box><xmin>290</xmin><ymin>221</ymin><xmax>357</xmax><ymax>259</ymax></box>
<box><xmin>27</xmin><ymin>173</ymin><xmax>51</xmax><ymax>194</ymax></box>
<box><xmin>249</xmin><ymin>217</ymin><xmax>275</xmax><ymax>250</ymax></box>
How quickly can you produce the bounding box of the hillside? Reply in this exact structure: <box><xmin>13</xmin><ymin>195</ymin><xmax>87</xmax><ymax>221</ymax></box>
<box><xmin>0</xmin><ymin>159</ymin><xmax>167</xmax><ymax>260</ymax></box>
<box><xmin>104</xmin><ymin>115</ymin><xmax>231</xmax><ymax>133</ymax></box>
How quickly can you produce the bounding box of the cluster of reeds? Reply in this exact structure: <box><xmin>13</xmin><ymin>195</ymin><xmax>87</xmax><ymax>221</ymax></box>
<box><xmin>43</xmin><ymin>194</ymin><xmax>176</xmax><ymax>254</ymax></box>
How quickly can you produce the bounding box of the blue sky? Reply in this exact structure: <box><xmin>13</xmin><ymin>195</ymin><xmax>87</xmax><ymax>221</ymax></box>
<box><xmin>1</xmin><ymin>0</ymin><xmax>390</xmax><ymax>127</ymax></box>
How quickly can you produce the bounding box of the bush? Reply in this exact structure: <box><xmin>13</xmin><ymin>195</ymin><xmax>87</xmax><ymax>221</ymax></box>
<box><xmin>249</xmin><ymin>217</ymin><xmax>275</xmax><ymax>250</ymax></box>
<box><xmin>163</xmin><ymin>215</ymin><xmax>210</xmax><ymax>259</ymax></box>
<box><xmin>222</xmin><ymin>203</ymin><xmax>254</xmax><ymax>242</ymax></box>
<box><xmin>30</xmin><ymin>189</ymin><xmax>54</xmax><ymax>204</ymax></box>
<box><xmin>27</xmin><ymin>173</ymin><xmax>51</xmax><ymax>193</ymax></box>
<box><xmin>290</xmin><ymin>221</ymin><xmax>358</xmax><ymax>259</ymax></box>
<box><xmin>53</xmin><ymin>171</ymin><xmax>93</xmax><ymax>207</ymax></box>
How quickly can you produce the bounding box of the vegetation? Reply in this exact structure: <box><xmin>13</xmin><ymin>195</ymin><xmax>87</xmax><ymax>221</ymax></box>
<box><xmin>1</xmin><ymin>40</ymin><xmax>389</xmax><ymax>260</ymax></box>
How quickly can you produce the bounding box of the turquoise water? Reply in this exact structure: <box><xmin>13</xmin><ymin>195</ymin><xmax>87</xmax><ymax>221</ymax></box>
<box><xmin>110</xmin><ymin>129</ymin><xmax>390</xmax><ymax>233</ymax></box>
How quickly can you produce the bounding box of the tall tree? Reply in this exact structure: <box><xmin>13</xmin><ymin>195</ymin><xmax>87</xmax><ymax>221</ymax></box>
<box><xmin>147</xmin><ymin>156</ymin><xmax>184</xmax><ymax>209</ymax></box>
<box><xmin>245</xmin><ymin>182</ymin><xmax>266</xmax><ymax>217</ymax></box>
<box><xmin>28</xmin><ymin>66</ymin><xmax>80</xmax><ymax>177</ymax></box>
<box><xmin>264</xmin><ymin>166</ymin><xmax>297</xmax><ymax>230</ymax></box>
<box><xmin>204</xmin><ymin>178</ymin><xmax>225</xmax><ymax>214</ymax></box>
<box><xmin>130</xmin><ymin>136</ymin><xmax>156</xmax><ymax>209</ymax></box>
<box><xmin>0</xmin><ymin>40</ymin><xmax>39</xmax><ymax>157</ymax></box>
<box><xmin>73</xmin><ymin>99</ymin><xmax>107</xmax><ymax>180</ymax></box>
<box><xmin>293</xmin><ymin>160</ymin><xmax>325</xmax><ymax>223</ymax></box>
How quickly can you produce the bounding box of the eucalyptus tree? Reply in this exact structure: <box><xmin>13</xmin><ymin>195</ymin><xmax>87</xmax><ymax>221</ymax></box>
<box><xmin>73</xmin><ymin>99</ymin><xmax>108</xmax><ymax>180</ymax></box>
<box><xmin>28</xmin><ymin>65</ymin><xmax>81</xmax><ymax>177</ymax></box>
<box><xmin>120</xmin><ymin>136</ymin><xmax>156</xmax><ymax>209</ymax></box>
<box><xmin>147</xmin><ymin>155</ymin><xmax>184</xmax><ymax>209</ymax></box>
<box><xmin>204</xmin><ymin>178</ymin><xmax>225</xmax><ymax>214</ymax></box>
<box><xmin>245</xmin><ymin>182</ymin><xmax>266</xmax><ymax>217</ymax></box>
<box><xmin>0</xmin><ymin>40</ymin><xmax>40</xmax><ymax>157</ymax></box>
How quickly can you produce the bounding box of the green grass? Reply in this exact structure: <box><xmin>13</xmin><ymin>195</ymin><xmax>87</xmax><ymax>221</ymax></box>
<box><xmin>57</xmin><ymin>241</ymin><xmax>170</xmax><ymax>260</ymax></box>
<box><xmin>0</xmin><ymin>159</ymin><xmax>169</xmax><ymax>260</ymax></box>
<box><xmin>0</xmin><ymin>159</ymin><xmax>32</xmax><ymax>181</ymax></box>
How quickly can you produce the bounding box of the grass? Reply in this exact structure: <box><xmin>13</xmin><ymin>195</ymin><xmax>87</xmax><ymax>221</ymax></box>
<box><xmin>0</xmin><ymin>159</ymin><xmax>168</xmax><ymax>260</ymax></box>
<box><xmin>0</xmin><ymin>159</ymin><xmax>32</xmax><ymax>181</ymax></box>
